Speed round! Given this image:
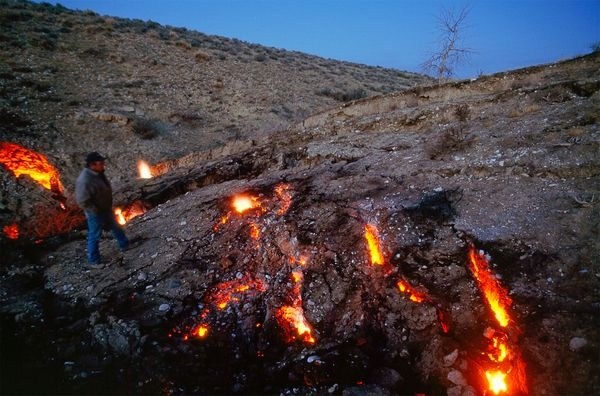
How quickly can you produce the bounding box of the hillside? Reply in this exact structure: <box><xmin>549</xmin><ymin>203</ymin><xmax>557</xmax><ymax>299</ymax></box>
<box><xmin>1</xmin><ymin>1</ymin><xmax>600</xmax><ymax>395</ymax></box>
<box><xmin>0</xmin><ymin>0</ymin><xmax>430</xmax><ymax>186</ymax></box>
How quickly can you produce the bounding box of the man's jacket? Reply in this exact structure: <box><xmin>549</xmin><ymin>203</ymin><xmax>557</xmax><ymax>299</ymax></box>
<box><xmin>75</xmin><ymin>167</ymin><xmax>113</xmax><ymax>214</ymax></box>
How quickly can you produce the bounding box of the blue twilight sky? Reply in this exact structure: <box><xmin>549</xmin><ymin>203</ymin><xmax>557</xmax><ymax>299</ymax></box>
<box><xmin>42</xmin><ymin>0</ymin><xmax>599</xmax><ymax>78</ymax></box>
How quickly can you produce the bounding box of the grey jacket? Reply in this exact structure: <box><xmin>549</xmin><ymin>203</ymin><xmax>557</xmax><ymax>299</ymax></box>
<box><xmin>75</xmin><ymin>167</ymin><xmax>113</xmax><ymax>214</ymax></box>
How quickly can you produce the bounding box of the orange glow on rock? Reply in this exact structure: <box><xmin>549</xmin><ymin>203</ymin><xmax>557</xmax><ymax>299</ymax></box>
<box><xmin>210</xmin><ymin>278</ymin><xmax>267</xmax><ymax>310</ymax></box>
<box><xmin>250</xmin><ymin>222</ymin><xmax>260</xmax><ymax>240</ymax></box>
<box><xmin>467</xmin><ymin>247</ymin><xmax>512</xmax><ymax>328</ymax></box>
<box><xmin>276</xmin><ymin>305</ymin><xmax>316</xmax><ymax>344</ymax></box>
<box><xmin>3</xmin><ymin>223</ymin><xmax>19</xmax><ymax>240</ymax></box>
<box><xmin>274</xmin><ymin>183</ymin><xmax>293</xmax><ymax>215</ymax></box>
<box><xmin>137</xmin><ymin>159</ymin><xmax>153</xmax><ymax>179</ymax></box>
<box><xmin>0</xmin><ymin>142</ymin><xmax>63</xmax><ymax>193</ymax></box>
<box><xmin>364</xmin><ymin>224</ymin><xmax>384</xmax><ymax>266</ymax></box>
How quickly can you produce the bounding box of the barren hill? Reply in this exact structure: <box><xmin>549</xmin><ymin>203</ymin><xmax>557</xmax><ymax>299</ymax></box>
<box><xmin>1</xmin><ymin>1</ymin><xmax>600</xmax><ymax>395</ymax></box>
<box><xmin>0</xmin><ymin>0</ymin><xmax>429</xmax><ymax>185</ymax></box>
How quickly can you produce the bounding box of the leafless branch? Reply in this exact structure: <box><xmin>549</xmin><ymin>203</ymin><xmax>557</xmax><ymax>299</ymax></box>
<box><xmin>421</xmin><ymin>5</ymin><xmax>473</xmax><ymax>83</ymax></box>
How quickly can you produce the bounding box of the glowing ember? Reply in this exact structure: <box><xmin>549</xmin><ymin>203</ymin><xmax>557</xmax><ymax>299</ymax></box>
<box><xmin>274</xmin><ymin>183</ymin><xmax>293</xmax><ymax>215</ymax></box>
<box><xmin>249</xmin><ymin>222</ymin><xmax>260</xmax><ymax>240</ymax></box>
<box><xmin>276</xmin><ymin>305</ymin><xmax>316</xmax><ymax>344</ymax></box>
<box><xmin>486</xmin><ymin>370</ymin><xmax>508</xmax><ymax>394</ymax></box>
<box><xmin>232</xmin><ymin>194</ymin><xmax>260</xmax><ymax>214</ymax></box>
<box><xmin>193</xmin><ymin>324</ymin><xmax>209</xmax><ymax>339</ymax></box>
<box><xmin>3</xmin><ymin>223</ymin><xmax>19</xmax><ymax>240</ymax></box>
<box><xmin>364</xmin><ymin>224</ymin><xmax>384</xmax><ymax>266</ymax></box>
<box><xmin>291</xmin><ymin>269</ymin><xmax>303</xmax><ymax>283</ymax></box>
<box><xmin>467</xmin><ymin>247</ymin><xmax>512</xmax><ymax>328</ymax></box>
<box><xmin>210</xmin><ymin>278</ymin><xmax>266</xmax><ymax>310</ymax></box>
<box><xmin>289</xmin><ymin>255</ymin><xmax>308</xmax><ymax>267</ymax></box>
<box><xmin>0</xmin><ymin>142</ymin><xmax>63</xmax><ymax>193</ymax></box>
<box><xmin>397</xmin><ymin>279</ymin><xmax>429</xmax><ymax>303</ymax></box>
<box><xmin>137</xmin><ymin>160</ymin><xmax>153</xmax><ymax>179</ymax></box>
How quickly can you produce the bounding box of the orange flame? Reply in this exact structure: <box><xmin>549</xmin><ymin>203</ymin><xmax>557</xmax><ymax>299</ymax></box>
<box><xmin>397</xmin><ymin>279</ymin><xmax>429</xmax><ymax>303</ymax></box>
<box><xmin>486</xmin><ymin>370</ymin><xmax>508</xmax><ymax>394</ymax></box>
<box><xmin>114</xmin><ymin>208</ymin><xmax>126</xmax><ymax>225</ymax></box>
<box><xmin>3</xmin><ymin>223</ymin><xmax>19</xmax><ymax>240</ymax></box>
<box><xmin>276</xmin><ymin>305</ymin><xmax>316</xmax><ymax>344</ymax></box>
<box><xmin>114</xmin><ymin>201</ymin><xmax>146</xmax><ymax>225</ymax></box>
<box><xmin>232</xmin><ymin>194</ymin><xmax>261</xmax><ymax>214</ymax></box>
<box><xmin>0</xmin><ymin>142</ymin><xmax>63</xmax><ymax>193</ymax></box>
<box><xmin>468</xmin><ymin>247</ymin><xmax>528</xmax><ymax>395</ymax></box>
<box><xmin>467</xmin><ymin>247</ymin><xmax>512</xmax><ymax>328</ymax></box>
<box><xmin>137</xmin><ymin>159</ymin><xmax>153</xmax><ymax>179</ymax></box>
<box><xmin>364</xmin><ymin>224</ymin><xmax>384</xmax><ymax>266</ymax></box>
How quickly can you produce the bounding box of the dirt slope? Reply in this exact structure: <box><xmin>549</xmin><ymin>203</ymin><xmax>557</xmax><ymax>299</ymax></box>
<box><xmin>1</xmin><ymin>1</ymin><xmax>599</xmax><ymax>395</ymax></box>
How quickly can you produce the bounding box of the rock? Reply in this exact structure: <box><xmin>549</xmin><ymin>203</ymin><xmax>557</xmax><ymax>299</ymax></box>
<box><xmin>369</xmin><ymin>367</ymin><xmax>402</xmax><ymax>388</ymax></box>
<box><xmin>569</xmin><ymin>337</ymin><xmax>587</xmax><ymax>351</ymax></box>
<box><xmin>447</xmin><ymin>385</ymin><xmax>462</xmax><ymax>396</ymax></box>
<box><xmin>90</xmin><ymin>111</ymin><xmax>129</xmax><ymax>125</ymax></box>
<box><xmin>92</xmin><ymin>317</ymin><xmax>141</xmax><ymax>356</ymax></box>
<box><xmin>168</xmin><ymin>278</ymin><xmax>182</xmax><ymax>288</ymax></box>
<box><xmin>342</xmin><ymin>384</ymin><xmax>390</xmax><ymax>396</ymax></box>
<box><xmin>307</xmin><ymin>355</ymin><xmax>322</xmax><ymax>364</ymax></box>
<box><xmin>137</xmin><ymin>272</ymin><xmax>147</xmax><ymax>281</ymax></box>
<box><xmin>444</xmin><ymin>349</ymin><xmax>459</xmax><ymax>366</ymax></box>
<box><xmin>159</xmin><ymin>303</ymin><xmax>170</xmax><ymax>312</ymax></box>
<box><xmin>447</xmin><ymin>370</ymin><xmax>467</xmax><ymax>386</ymax></box>
<box><xmin>462</xmin><ymin>385</ymin><xmax>477</xmax><ymax>396</ymax></box>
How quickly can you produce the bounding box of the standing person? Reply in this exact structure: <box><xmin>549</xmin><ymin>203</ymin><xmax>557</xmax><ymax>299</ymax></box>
<box><xmin>75</xmin><ymin>152</ymin><xmax>129</xmax><ymax>268</ymax></box>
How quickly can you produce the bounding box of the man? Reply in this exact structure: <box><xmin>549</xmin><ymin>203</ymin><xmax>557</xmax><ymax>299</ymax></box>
<box><xmin>75</xmin><ymin>152</ymin><xmax>129</xmax><ymax>268</ymax></box>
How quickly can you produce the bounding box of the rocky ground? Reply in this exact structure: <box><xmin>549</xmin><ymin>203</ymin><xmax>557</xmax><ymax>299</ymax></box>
<box><xmin>1</xmin><ymin>1</ymin><xmax>599</xmax><ymax>395</ymax></box>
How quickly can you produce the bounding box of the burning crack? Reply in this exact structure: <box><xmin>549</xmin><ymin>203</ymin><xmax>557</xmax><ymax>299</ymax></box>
<box><xmin>467</xmin><ymin>245</ymin><xmax>528</xmax><ymax>395</ymax></box>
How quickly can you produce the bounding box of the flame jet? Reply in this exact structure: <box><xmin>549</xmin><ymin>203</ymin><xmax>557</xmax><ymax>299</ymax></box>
<box><xmin>467</xmin><ymin>246</ymin><xmax>528</xmax><ymax>395</ymax></box>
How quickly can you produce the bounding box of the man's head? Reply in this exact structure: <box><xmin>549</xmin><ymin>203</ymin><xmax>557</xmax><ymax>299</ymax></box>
<box><xmin>86</xmin><ymin>152</ymin><xmax>106</xmax><ymax>173</ymax></box>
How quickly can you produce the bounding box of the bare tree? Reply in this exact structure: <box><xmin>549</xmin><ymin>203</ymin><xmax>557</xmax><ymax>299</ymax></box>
<box><xmin>422</xmin><ymin>6</ymin><xmax>473</xmax><ymax>83</ymax></box>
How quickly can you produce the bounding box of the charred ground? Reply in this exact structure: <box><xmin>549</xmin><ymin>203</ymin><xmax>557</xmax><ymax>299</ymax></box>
<box><xmin>1</xmin><ymin>1</ymin><xmax>600</xmax><ymax>395</ymax></box>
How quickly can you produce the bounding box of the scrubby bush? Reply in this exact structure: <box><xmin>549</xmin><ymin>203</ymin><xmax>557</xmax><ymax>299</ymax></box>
<box><xmin>129</xmin><ymin>117</ymin><xmax>162</xmax><ymax>139</ymax></box>
<box><xmin>316</xmin><ymin>87</ymin><xmax>367</xmax><ymax>102</ymax></box>
<box><xmin>427</xmin><ymin>124</ymin><xmax>474</xmax><ymax>159</ymax></box>
<box><xmin>194</xmin><ymin>50</ymin><xmax>210</xmax><ymax>62</ymax></box>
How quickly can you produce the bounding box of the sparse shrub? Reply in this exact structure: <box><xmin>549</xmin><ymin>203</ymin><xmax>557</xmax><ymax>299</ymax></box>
<box><xmin>194</xmin><ymin>50</ymin><xmax>210</xmax><ymax>62</ymax></box>
<box><xmin>129</xmin><ymin>117</ymin><xmax>161</xmax><ymax>139</ymax></box>
<box><xmin>316</xmin><ymin>87</ymin><xmax>367</xmax><ymax>102</ymax></box>
<box><xmin>254</xmin><ymin>53</ymin><xmax>267</xmax><ymax>62</ymax></box>
<box><xmin>175</xmin><ymin>40</ymin><xmax>191</xmax><ymax>50</ymax></box>
<box><xmin>427</xmin><ymin>124</ymin><xmax>474</xmax><ymax>159</ymax></box>
<box><xmin>454</xmin><ymin>104</ymin><xmax>470</xmax><ymax>122</ymax></box>
<box><xmin>80</xmin><ymin>47</ymin><xmax>105</xmax><ymax>58</ymax></box>
<box><xmin>508</xmin><ymin>104</ymin><xmax>541</xmax><ymax>118</ymax></box>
